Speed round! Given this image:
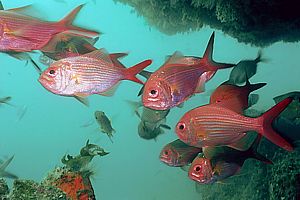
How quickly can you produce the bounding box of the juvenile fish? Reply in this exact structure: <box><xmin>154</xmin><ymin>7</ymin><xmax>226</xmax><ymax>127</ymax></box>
<box><xmin>94</xmin><ymin>111</ymin><xmax>115</xmax><ymax>143</ymax></box>
<box><xmin>0</xmin><ymin>156</ymin><xmax>18</xmax><ymax>179</ymax></box>
<box><xmin>227</xmin><ymin>50</ymin><xmax>266</xmax><ymax>85</ymax></box>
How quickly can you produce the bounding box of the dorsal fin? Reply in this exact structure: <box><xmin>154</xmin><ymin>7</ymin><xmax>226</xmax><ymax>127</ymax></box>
<box><xmin>202</xmin><ymin>32</ymin><xmax>215</xmax><ymax>63</ymax></box>
<box><xmin>82</xmin><ymin>49</ymin><xmax>113</xmax><ymax>64</ymax></box>
<box><xmin>0</xmin><ymin>1</ymin><xmax>4</xmax><ymax>10</ymax></box>
<box><xmin>164</xmin><ymin>51</ymin><xmax>185</xmax><ymax>65</ymax></box>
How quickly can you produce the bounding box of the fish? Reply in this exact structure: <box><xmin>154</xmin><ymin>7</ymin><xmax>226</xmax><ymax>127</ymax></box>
<box><xmin>0</xmin><ymin>4</ymin><xmax>99</xmax><ymax>52</ymax></box>
<box><xmin>209</xmin><ymin>79</ymin><xmax>266</xmax><ymax>114</ymax></box>
<box><xmin>188</xmin><ymin>135</ymin><xmax>272</xmax><ymax>184</ymax></box>
<box><xmin>38</xmin><ymin>49</ymin><xmax>152</xmax><ymax>97</ymax></box>
<box><xmin>273</xmin><ymin>91</ymin><xmax>300</xmax><ymax>104</ymax></box>
<box><xmin>138</xmin><ymin>121</ymin><xmax>170</xmax><ymax>140</ymax></box>
<box><xmin>41</xmin><ymin>32</ymin><xmax>99</xmax><ymax>61</ymax></box>
<box><xmin>272</xmin><ymin>92</ymin><xmax>300</xmax><ymax>146</ymax></box>
<box><xmin>94</xmin><ymin>111</ymin><xmax>115</xmax><ymax>143</ymax></box>
<box><xmin>159</xmin><ymin>139</ymin><xmax>202</xmax><ymax>167</ymax></box>
<box><xmin>127</xmin><ymin>100</ymin><xmax>171</xmax><ymax>140</ymax></box>
<box><xmin>175</xmin><ymin>97</ymin><xmax>294</xmax><ymax>151</ymax></box>
<box><xmin>142</xmin><ymin>32</ymin><xmax>236</xmax><ymax>110</ymax></box>
<box><xmin>227</xmin><ymin>50</ymin><xmax>266</xmax><ymax>85</ymax></box>
<box><xmin>0</xmin><ymin>96</ymin><xmax>13</xmax><ymax>106</ymax></box>
<box><xmin>0</xmin><ymin>156</ymin><xmax>18</xmax><ymax>179</ymax></box>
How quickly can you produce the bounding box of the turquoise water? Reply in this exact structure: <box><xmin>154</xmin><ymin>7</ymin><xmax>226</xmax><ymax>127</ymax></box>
<box><xmin>0</xmin><ymin>0</ymin><xmax>299</xmax><ymax>199</ymax></box>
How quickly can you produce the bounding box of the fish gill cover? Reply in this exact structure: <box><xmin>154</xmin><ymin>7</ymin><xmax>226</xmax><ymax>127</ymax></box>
<box><xmin>114</xmin><ymin>0</ymin><xmax>300</xmax><ymax>47</ymax></box>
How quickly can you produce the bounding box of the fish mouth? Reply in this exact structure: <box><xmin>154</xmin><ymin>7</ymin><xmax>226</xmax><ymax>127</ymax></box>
<box><xmin>143</xmin><ymin>99</ymin><xmax>168</xmax><ymax>111</ymax></box>
<box><xmin>189</xmin><ymin>172</ymin><xmax>206</xmax><ymax>183</ymax></box>
<box><xmin>160</xmin><ymin>155</ymin><xmax>173</xmax><ymax>166</ymax></box>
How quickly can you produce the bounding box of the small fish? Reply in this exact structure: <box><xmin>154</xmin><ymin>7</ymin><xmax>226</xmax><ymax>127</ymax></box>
<box><xmin>0</xmin><ymin>156</ymin><xmax>18</xmax><ymax>179</ymax></box>
<box><xmin>0</xmin><ymin>96</ymin><xmax>12</xmax><ymax>106</ymax></box>
<box><xmin>142</xmin><ymin>32</ymin><xmax>235</xmax><ymax>110</ymax></box>
<box><xmin>94</xmin><ymin>111</ymin><xmax>115</xmax><ymax>143</ymax></box>
<box><xmin>272</xmin><ymin>92</ymin><xmax>300</xmax><ymax>146</ymax></box>
<box><xmin>0</xmin><ymin>4</ymin><xmax>99</xmax><ymax>52</ymax></box>
<box><xmin>160</xmin><ymin>139</ymin><xmax>202</xmax><ymax>167</ymax></box>
<box><xmin>39</xmin><ymin>49</ymin><xmax>152</xmax><ymax>97</ymax></box>
<box><xmin>137</xmin><ymin>121</ymin><xmax>169</xmax><ymax>140</ymax></box>
<box><xmin>41</xmin><ymin>32</ymin><xmax>99</xmax><ymax>60</ymax></box>
<box><xmin>176</xmin><ymin>97</ymin><xmax>294</xmax><ymax>151</ymax></box>
<box><xmin>273</xmin><ymin>91</ymin><xmax>300</xmax><ymax>104</ymax></box>
<box><xmin>227</xmin><ymin>50</ymin><xmax>266</xmax><ymax>85</ymax></box>
<box><xmin>129</xmin><ymin>100</ymin><xmax>170</xmax><ymax>125</ymax></box>
<box><xmin>188</xmin><ymin>135</ymin><xmax>272</xmax><ymax>184</ymax></box>
<box><xmin>210</xmin><ymin>79</ymin><xmax>266</xmax><ymax>114</ymax></box>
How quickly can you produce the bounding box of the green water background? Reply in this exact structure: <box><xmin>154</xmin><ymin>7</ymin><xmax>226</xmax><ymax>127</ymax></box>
<box><xmin>0</xmin><ymin>0</ymin><xmax>299</xmax><ymax>199</ymax></box>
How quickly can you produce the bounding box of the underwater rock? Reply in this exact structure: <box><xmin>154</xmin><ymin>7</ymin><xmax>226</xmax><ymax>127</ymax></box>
<box><xmin>9</xmin><ymin>179</ymin><xmax>66</xmax><ymax>200</ymax></box>
<box><xmin>43</xmin><ymin>167</ymin><xmax>96</xmax><ymax>200</ymax></box>
<box><xmin>114</xmin><ymin>0</ymin><xmax>300</xmax><ymax>47</ymax></box>
<box><xmin>0</xmin><ymin>178</ymin><xmax>9</xmax><ymax>196</ymax></box>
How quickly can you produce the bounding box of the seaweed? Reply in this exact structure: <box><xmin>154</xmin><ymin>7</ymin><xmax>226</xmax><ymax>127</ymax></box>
<box><xmin>114</xmin><ymin>0</ymin><xmax>300</xmax><ymax>46</ymax></box>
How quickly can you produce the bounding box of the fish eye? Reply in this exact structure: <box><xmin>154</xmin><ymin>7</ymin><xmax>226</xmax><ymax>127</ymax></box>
<box><xmin>149</xmin><ymin>89</ymin><xmax>158</xmax><ymax>97</ymax></box>
<box><xmin>195</xmin><ymin>165</ymin><xmax>201</xmax><ymax>172</ymax></box>
<box><xmin>49</xmin><ymin>69</ymin><xmax>56</xmax><ymax>76</ymax></box>
<box><xmin>177</xmin><ymin>123</ymin><xmax>185</xmax><ymax>130</ymax></box>
<box><xmin>164</xmin><ymin>150</ymin><xmax>169</xmax><ymax>155</ymax></box>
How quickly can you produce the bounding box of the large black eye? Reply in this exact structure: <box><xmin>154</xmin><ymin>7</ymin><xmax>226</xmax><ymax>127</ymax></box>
<box><xmin>164</xmin><ymin>150</ymin><xmax>169</xmax><ymax>155</ymax></box>
<box><xmin>150</xmin><ymin>90</ymin><xmax>157</xmax><ymax>95</ymax></box>
<box><xmin>195</xmin><ymin>166</ymin><xmax>201</xmax><ymax>172</ymax></box>
<box><xmin>178</xmin><ymin>123</ymin><xmax>185</xmax><ymax>130</ymax></box>
<box><xmin>49</xmin><ymin>69</ymin><xmax>55</xmax><ymax>75</ymax></box>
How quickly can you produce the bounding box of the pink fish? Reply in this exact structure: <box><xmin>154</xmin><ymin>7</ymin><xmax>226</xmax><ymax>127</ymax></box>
<box><xmin>188</xmin><ymin>135</ymin><xmax>272</xmax><ymax>184</ymax></box>
<box><xmin>0</xmin><ymin>4</ymin><xmax>99</xmax><ymax>52</ymax></box>
<box><xmin>142</xmin><ymin>32</ymin><xmax>235</xmax><ymax>110</ymax></box>
<box><xmin>39</xmin><ymin>49</ymin><xmax>152</xmax><ymax>97</ymax></box>
<box><xmin>210</xmin><ymin>80</ymin><xmax>266</xmax><ymax>114</ymax></box>
<box><xmin>175</xmin><ymin>97</ymin><xmax>294</xmax><ymax>151</ymax></box>
<box><xmin>160</xmin><ymin>139</ymin><xmax>202</xmax><ymax>167</ymax></box>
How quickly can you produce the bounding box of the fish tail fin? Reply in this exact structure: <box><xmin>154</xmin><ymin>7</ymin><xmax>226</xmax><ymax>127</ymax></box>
<box><xmin>258</xmin><ymin>97</ymin><xmax>294</xmax><ymax>151</ymax></box>
<box><xmin>59</xmin><ymin>4</ymin><xmax>99</xmax><ymax>37</ymax></box>
<box><xmin>202</xmin><ymin>32</ymin><xmax>236</xmax><ymax>71</ymax></box>
<box><xmin>247</xmin><ymin>134</ymin><xmax>273</xmax><ymax>164</ymax></box>
<box><xmin>123</xmin><ymin>60</ymin><xmax>152</xmax><ymax>84</ymax></box>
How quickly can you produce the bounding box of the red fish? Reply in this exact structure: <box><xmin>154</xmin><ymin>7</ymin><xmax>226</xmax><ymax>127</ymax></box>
<box><xmin>142</xmin><ymin>32</ymin><xmax>235</xmax><ymax>110</ymax></box>
<box><xmin>210</xmin><ymin>80</ymin><xmax>266</xmax><ymax>114</ymax></box>
<box><xmin>176</xmin><ymin>97</ymin><xmax>294</xmax><ymax>151</ymax></box>
<box><xmin>188</xmin><ymin>134</ymin><xmax>272</xmax><ymax>184</ymax></box>
<box><xmin>39</xmin><ymin>49</ymin><xmax>152</xmax><ymax>97</ymax></box>
<box><xmin>160</xmin><ymin>139</ymin><xmax>202</xmax><ymax>167</ymax></box>
<box><xmin>0</xmin><ymin>4</ymin><xmax>99</xmax><ymax>52</ymax></box>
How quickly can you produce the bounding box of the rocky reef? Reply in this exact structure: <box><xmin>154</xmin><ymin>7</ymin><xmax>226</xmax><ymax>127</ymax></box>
<box><xmin>0</xmin><ymin>140</ymin><xmax>108</xmax><ymax>200</ymax></box>
<box><xmin>114</xmin><ymin>0</ymin><xmax>300</xmax><ymax>47</ymax></box>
